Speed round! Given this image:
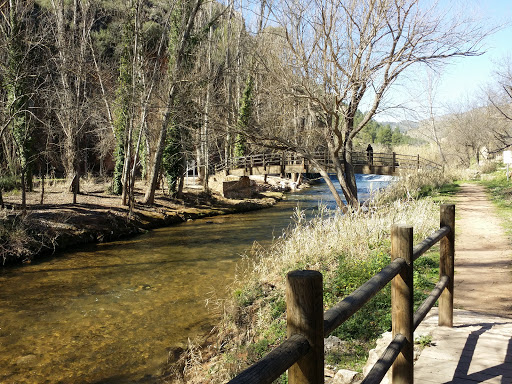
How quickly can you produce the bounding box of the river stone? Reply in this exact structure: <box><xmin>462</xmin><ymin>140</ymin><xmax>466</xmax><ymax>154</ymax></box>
<box><xmin>16</xmin><ymin>354</ymin><xmax>38</xmax><ymax>366</ymax></box>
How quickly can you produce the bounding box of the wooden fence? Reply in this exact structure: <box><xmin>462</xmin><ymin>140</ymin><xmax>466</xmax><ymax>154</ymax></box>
<box><xmin>214</xmin><ymin>151</ymin><xmax>442</xmax><ymax>175</ymax></box>
<box><xmin>227</xmin><ymin>204</ymin><xmax>455</xmax><ymax>384</ymax></box>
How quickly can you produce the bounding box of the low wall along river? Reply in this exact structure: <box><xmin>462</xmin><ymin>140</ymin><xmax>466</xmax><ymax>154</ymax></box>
<box><xmin>0</xmin><ymin>174</ymin><xmax>393</xmax><ymax>383</ymax></box>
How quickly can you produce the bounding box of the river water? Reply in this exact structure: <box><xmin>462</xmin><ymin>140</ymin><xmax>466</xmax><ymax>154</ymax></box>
<box><xmin>0</xmin><ymin>175</ymin><xmax>393</xmax><ymax>384</ymax></box>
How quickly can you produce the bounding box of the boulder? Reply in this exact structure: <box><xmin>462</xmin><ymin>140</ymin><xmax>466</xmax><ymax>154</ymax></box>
<box><xmin>362</xmin><ymin>332</ymin><xmax>392</xmax><ymax>384</ymax></box>
<box><xmin>222</xmin><ymin>176</ymin><xmax>253</xmax><ymax>199</ymax></box>
<box><xmin>331</xmin><ymin>369</ymin><xmax>359</xmax><ymax>384</ymax></box>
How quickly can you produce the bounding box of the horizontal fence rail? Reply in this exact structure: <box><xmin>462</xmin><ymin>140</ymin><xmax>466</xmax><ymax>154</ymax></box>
<box><xmin>227</xmin><ymin>204</ymin><xmax>455</xmax><ymax>384</ymax></box>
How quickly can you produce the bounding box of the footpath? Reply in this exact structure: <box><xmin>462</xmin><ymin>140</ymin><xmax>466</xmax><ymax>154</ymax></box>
<box><xmin>414</xmin><ymin>183</ymin><xmax>512</xmax><ymax>383</ymax></box>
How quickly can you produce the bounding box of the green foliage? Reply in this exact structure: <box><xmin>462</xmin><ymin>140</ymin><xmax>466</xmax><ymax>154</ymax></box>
<box><xmin>4</xmin><ymin>3</ymin><xmax>32</xmax><ymax>175</ymax></box>
<box><xmin>325</xmin><ymin>342</ymin><xmax>368</xmax><ymax>372</ymax></box>
<box><xmin>415</xmin><ymin>334</ymin><xmax>433</xmax><ymax>348</ymax></box>
<box><xmin>235</xmin><ymin>76</ymin><xmax>254</xmax><ymax>157</ymax></box>
<box><xmin>356</xmin><ymin>113</ymin><xmax>413</xmax><ymax>147</ymax></box>
<box><xmin>328</xmin><ymin>251</ymin><xmax>392</xmax><ymax>341</ymax></box>
<box><xmin>417</xmin><ymin>181</ymin><xmax>460</xmax><ymax>203</ymax></box>
<box><xmin>480</xmin><ymin>171</ymin><xmax>512</xmax><ymax>237</ymax></box>
<box><xmin>376</xmin><ymin>126</ymin><xmax>393</xmax><ymax>147</ymax></box>
<box><xmin>0</xmin><ymin>176</ymin><xmax>20</xmax><ymax>192</ymax></box>
<box><xmin>162</xmin><ymin>119</ymin><xmax>185</xmax><ymax>195</ymax></box>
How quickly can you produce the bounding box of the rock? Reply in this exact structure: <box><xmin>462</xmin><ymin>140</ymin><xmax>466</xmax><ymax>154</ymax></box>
<box><xmin>222</xmin><ymin>176</ymin><xmax>254</xmax><ymax>199</ymax></box>
<box><xmin>16</xmin><ymin>354</ymin><xmax>38</xmax><ymax>366</ymax></box>
<box><xmin>324</xmin><ymin>335</ymin><xmax>344</xmax><ymax>353</ymax></box>
<box><xmin>325</xmin><ymin>367</ymin><xmax>337</xmax><ymax>380</ymax></box>
<box><xmin>332</xmin><ymin>369</ymin><xmax>359</xmax><ymax>384</ymax></box>
<box><xmin>362</xmin><ymin>332</ymin><xmax>392</xmax><ymax>384</ymax></box>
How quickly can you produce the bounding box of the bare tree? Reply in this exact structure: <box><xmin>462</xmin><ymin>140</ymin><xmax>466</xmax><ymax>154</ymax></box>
<box><xmin>259</xmin><ymin>0</ymin><xmax>488</xmax><ymax>210</ymax></box>
<box><xmin>442</xmin><ymin>100</ymin><xmax>492</xmax><ymax>166</ymax></box>
<box><xmin>487</xmin><ymin>57</ymin><xmax>512</xmax><ymax>150</ymax></box>
<box><xmin>144</xmin><ymin>0</ymin><xmax>202</xmax><ymax>204</ymax></box>
<box><xmin>49</xmin><ymin>0</ymin><xmax>96</xmax><ymax>203</ymax></box>
<box><xmin>416</xmin><ymin>70</ymin><xmax>447</xmax><ymax>164</ymax></box>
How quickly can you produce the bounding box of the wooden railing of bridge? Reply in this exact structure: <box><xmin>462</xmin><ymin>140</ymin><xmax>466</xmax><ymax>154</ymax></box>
<box><xmin>227</xmin><ymin>204</ymin><xmax>455</xmax><ymax>384</ymax></box>
<box><xmin>214</xmin><ymin>151</ymin><xmax>442</xmax><ymax>176</ymax></box>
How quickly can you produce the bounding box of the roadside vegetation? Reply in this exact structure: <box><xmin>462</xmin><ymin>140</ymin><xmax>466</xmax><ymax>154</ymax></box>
<box><xmin>165</xmin><ymin>170</ymin><xmax>458</xmax><ymax>383</ymax></box>
<box><xmin>479</xmin><ymin>167</ymin><xmax>512</xmax><ymax>238</ymax></box>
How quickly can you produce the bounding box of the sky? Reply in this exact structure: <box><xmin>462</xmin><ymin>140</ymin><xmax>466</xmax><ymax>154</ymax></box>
<box><xmin>375</xmin><ymin>0</ymin><xmax>512</xmax><ymax>122</ymax></box>
<box><xmin>436</xmin><ymin>0</ymin><xmax>512</xmax><ymax>107</ymax></box>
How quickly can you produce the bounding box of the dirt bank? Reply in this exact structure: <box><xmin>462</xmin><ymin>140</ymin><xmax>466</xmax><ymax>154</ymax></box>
<box><xmin>1</xmin><ymin>176</ymin><xmax>288</xmax><ymax>265</ymax></box>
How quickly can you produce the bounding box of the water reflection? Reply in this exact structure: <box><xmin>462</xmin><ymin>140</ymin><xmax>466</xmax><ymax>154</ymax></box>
<box><xmin>0</xmin><ymin>175</ymin><xmax>393</xmax><ymax>383</ymax></box>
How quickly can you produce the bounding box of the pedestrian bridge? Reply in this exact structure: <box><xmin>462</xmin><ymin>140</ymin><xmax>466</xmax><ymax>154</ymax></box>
<box><xmin>214</xmin><ymin>151</ymin><xmax>442</xmax><ymax>177</ymax></box>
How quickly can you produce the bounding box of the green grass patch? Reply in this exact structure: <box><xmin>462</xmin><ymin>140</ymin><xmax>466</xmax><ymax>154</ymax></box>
<box><xmin>322</xmin><ymin>249</ymin><xmax>440</xmax><ymax>370</ymax></box>
<box><xmin>479</xmin><ymin>171</ymin><xmax>512</xmax><ymax>238</ymax></box>
<box><xmin>418</xmin><ymin>181</ymin><xmax>460</xmax><ymax>204</ymax></box>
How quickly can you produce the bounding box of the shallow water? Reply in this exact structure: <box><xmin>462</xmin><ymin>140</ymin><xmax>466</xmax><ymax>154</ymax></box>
<box><xmin>0</xmin><ymin>175</ymin><xmax>393</xmax><ymax>383</ymax></box>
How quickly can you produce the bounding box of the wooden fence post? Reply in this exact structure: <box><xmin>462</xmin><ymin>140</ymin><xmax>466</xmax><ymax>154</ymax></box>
<box><xmin>439</xmin><ymin>204</ymin><xmax>455</xmax><ymax>327</ymax></box>
<box><xmin>392</xmin><ymin>152</ymin><xmax>397</xmax><ymax>173</ymax></box>
<box><xmin>391</xmin><ymin>225</ymin><xmax>413</xmax><ymax>384</ymax></box>
<box><xmin>286</xmin><ymin>270</ymin><xmax>324</xmax><ymax>384</ymax></box>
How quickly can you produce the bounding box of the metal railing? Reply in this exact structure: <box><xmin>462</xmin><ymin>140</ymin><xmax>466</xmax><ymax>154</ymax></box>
<box><xmin>228</xmin><ymin>204</ymin><xmax>455</xmax><ymax>384</ymax></box>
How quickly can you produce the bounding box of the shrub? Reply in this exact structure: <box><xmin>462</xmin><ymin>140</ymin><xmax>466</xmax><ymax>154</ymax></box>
<box><xmin>0</xmin><ymin>175</ymin><xmax>20</xmax><ymax>192</ymax></box>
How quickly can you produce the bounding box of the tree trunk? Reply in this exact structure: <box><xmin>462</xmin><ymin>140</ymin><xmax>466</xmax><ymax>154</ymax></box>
<box><xmin>143</xmin><ymin>0</ymin><xmax>202</xmax><ymax>204</ymax></box>
<box><xmin>40</xmin><ymin>173</ymin><xmax>44</xmax><ymax>205</ymax></box>
<box><xmin>344</xmin><ymin>151</ymin><xmax>359</xmax><ymax>203</ymax></box>
<box><xmin>20</xmin><ymin>168</ymin><xmax>26</xmax><ymax>212</ymax></box>
<box><xmin>144</xmin><ymin>86</ymin><xmax>176</xmax><ymax>204</ymax></box>
<box><xmin>317</xmin><ymin>168</ymin><xmax>348</xmax><ymax>213</ymax></box>
<box><xmin>177</xmin><ymin>156</ymin><xmax>186</xmax><ymax>198</ymax></box>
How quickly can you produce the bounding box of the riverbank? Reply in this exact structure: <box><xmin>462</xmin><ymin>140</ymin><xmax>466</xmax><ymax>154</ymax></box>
<box><xmin>0</xmin><ymin>175</ymin><xmax>297</xmax><ymax>265</ymax></box>
<box><xmin>163</xmin><ymin>170</ymin><xmax>456</xmax><ymax>383</ymax></box>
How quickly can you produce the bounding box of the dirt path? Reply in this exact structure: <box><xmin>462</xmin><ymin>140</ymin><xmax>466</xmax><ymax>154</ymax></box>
<box><xmin>454</xmin><ymin>183</ymin><xmax>512</xmax><ymax>317</ymax></box>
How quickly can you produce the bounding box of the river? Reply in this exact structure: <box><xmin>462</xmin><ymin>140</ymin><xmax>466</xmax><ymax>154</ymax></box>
<box><xmin>0</xmin><ymin>174</ymin><xmax>393</xmax><ymax>384</ymax></box>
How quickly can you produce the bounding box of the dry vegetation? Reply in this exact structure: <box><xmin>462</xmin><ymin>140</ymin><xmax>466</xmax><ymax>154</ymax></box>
<box><xmin>162</xmin><ymin>170</ymin><xmax>455</xmax><ymax>383</ymax></box>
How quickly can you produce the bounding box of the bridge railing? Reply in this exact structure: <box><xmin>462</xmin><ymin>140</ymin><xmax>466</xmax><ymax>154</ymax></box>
<box><xmin>227</xmin><ymin>204</ymin><xmax>455</xmax><ymax>384</ymax></box>
<box><xmin>214</xmin><ymin>151</ymin><xmax>442</xmax><ymax>174</ymax></box>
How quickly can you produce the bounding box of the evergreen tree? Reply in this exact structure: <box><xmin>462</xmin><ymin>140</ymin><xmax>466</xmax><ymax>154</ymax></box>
<box><xmin>4</xmin><ymin>0</ymin><xmax>32</xmax><ymax>209</ymax></box>
<box><xmin>391</xmin><ymin>127</ymin><xmax>403</xmax><ymax>145</ymax></box>
<box><xmin>376</xmin><ymin>125</ymin><xmax>393</xmax><ymax>146</ymax></box>
<box><xmin>234</xmin><ymin>75</ymin><xmax>254</xmax><ymax>157</ymax></box>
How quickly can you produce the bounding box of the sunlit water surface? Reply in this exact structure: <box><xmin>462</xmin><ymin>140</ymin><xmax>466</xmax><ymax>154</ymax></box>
<box><xmin>0</xmin><ymin>175</ymin><xmax>393</xmax><ymax>383</ymax></box>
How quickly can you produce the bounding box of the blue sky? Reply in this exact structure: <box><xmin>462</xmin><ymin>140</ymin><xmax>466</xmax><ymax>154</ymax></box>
<box><xmin>374</xmin><ymin>0</ymin><xmax>512</xmax><ymax>122</ymax></box>
<box><xmin>436</xmin><ymin>0</ymin><xmax>512</xmax><ymax>108</ymax></box>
